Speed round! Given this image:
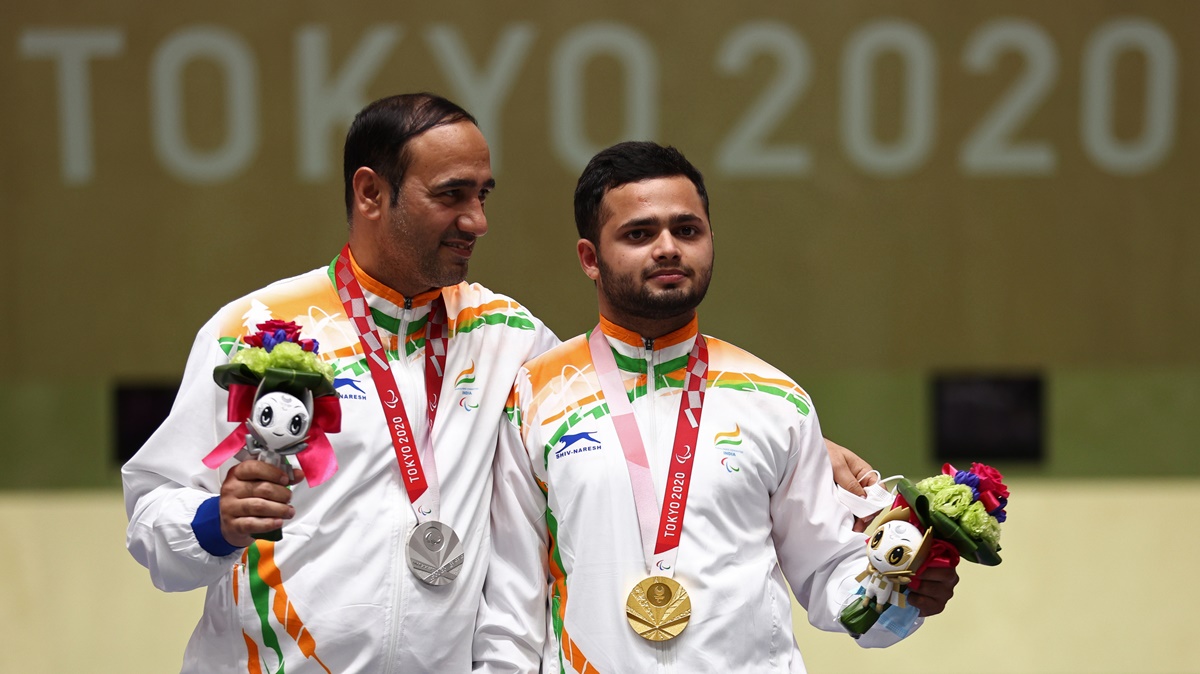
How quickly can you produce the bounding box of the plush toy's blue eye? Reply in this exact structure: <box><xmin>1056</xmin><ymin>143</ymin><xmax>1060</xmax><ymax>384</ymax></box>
<box><xmin>289</xmin><ymin>414</ymin><xmax>305</xmax><ymax>436</ymax></box>
<box><xmin>259</xmin><ymin>406</ymin><xmax>274</xmax><ymax>426</ymax></box>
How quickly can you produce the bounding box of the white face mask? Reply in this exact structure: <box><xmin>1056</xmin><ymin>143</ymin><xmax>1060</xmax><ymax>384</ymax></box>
<box><xmin>835</xmin><ymin>470</ymin><xmax>900</xmax><ymax>519</ymax></box>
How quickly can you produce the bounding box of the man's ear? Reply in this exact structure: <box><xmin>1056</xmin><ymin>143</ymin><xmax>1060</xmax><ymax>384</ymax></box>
<box><xmin>577</xmin><ymin>239</ymin><xmax>601</xmax><ymax>282</ymax></box>
<box><xmin>351</xmin><ymin>167</ymin><xmax>389</xmax><ymax>222</ymax></box>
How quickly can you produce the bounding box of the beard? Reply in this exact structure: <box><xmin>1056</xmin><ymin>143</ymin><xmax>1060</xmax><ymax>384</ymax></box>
<box><xmin>383</xmin><ymin>201</ymin><xmax>473</xmax><ymax>291</ymax></box>
<box><xmin>596</xmin><ymin>255</ymin><xmax>713</xmax><ymax>322</ymax></box>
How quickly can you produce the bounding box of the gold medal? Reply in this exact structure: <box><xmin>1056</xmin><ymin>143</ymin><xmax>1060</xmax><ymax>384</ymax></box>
<box><xmin>625</xmin><ymin>576</ymin><xmax>691</xmax><ymax>641</ymax></box>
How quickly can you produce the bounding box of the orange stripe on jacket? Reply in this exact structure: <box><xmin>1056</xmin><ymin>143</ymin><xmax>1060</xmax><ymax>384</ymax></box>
<box><xmin>561</xmin><ymin>628</ymin><xmax>602</xmax><ymax>674</ymax></box>
<box><xmin>255</xmin><ymin>542</ymin><xmax>332</xmax><ymax>674</ymax></box>
<box><xmin>450</xmin><ymin>298</ymin><xmax>522</xmax><ymax>331</ymax></box>
<box><xmin>242</xmin><ymin>633</ymin><xmax>264</xmax><ymax>674</ymax></box>
<box><xmin>549</xmin><ymin>530</ymin><xmax>568</xmax><ymax>627</ymax></box>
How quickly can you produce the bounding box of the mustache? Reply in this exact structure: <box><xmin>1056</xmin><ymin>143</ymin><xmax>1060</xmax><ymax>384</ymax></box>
<box><xmin>442</xmin><ymin>230</ymin><xmax>478</xmax><ymax>243</ymax></box>
<box><xmin>643</xmin><ymin>263</ymin><xmax>692</xmax><ymax>278</ymax></box>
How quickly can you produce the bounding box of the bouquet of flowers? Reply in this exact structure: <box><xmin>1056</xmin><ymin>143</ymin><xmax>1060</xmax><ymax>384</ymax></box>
<box><xmin>202</xmin><ymin>320</ymin><xmax>342</xmax><ymax>539</ymax></box>
<box><xmin>839</xmin><ymin>462</ymin><xmax>1009</xmax><ymax>637</ymax></box>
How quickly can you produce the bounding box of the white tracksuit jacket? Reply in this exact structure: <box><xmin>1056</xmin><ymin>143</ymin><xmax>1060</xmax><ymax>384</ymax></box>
<box><xmin>475</xmin><ymin>316</ymin><xmax>917</xmax><ymax>674</ymax></box>
<box><xmin>123</xmin><ymin>255</ymin><xmax>558</xmax><ymax>673</ymax></box>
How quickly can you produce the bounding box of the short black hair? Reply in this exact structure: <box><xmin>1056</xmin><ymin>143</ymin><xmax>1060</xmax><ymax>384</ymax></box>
<box><xmin>573</xmin><ymin>141</ymin><xmax>709</xmax><ymax>243</ymax></box>
<box><xmin>343</xmin><ymin>93</ymin><xmax>477</xmax><ymax>220</ymax></box>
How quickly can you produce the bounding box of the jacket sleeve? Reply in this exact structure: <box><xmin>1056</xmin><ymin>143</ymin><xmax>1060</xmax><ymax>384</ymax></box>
<box><xmin>473</xmin><ymin>371</ymin><xmax>549</xmax><ymax>673</ymax></box>
<box><xmin>770</xmin><ymin>406</ymin><xmax>921</xmax><ymax>648</ymax></box>
<box><xmin>528</xmin><ymin>315</ymin><xmax>562</xmax><ymax>360</ymax></box>
<box><xmin>122</xmin><ymin>326</ymin><xmax>244</xmax><ymax>592</ymax></box>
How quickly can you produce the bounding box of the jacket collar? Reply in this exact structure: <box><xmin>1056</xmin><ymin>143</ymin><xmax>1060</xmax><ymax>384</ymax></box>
<box><xmin>596</xmin><ymin>314</ymin><xmax>699</xmax><ymax>373</ymax></box>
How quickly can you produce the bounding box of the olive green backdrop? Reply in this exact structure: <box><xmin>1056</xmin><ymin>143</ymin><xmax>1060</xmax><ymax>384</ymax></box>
<box><xmin>2</xmin><ymin>3</ymin><xmax>1197</xmax><ymax>674</ymax></box>
<box><xmin>2</xmin><ymin>2</ymin><xmax>1197</xmax><ymax>486</ymax></box>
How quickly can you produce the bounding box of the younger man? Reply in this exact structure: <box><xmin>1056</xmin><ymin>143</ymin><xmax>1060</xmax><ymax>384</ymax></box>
<box><xmin>475</xmin><ymin>142</ymin><xmax>957</xmax><ymax>672</ymax></box>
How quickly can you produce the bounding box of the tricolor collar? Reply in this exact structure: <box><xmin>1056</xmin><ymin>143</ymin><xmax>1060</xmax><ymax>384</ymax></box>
<box><xmin>326</xmin><ymin>250</ymin><xmax>442</xmax><ymax>313</ymax></box>
<box><xmin>598</xmin><ymin>314</ymin><xmax>698</xmax><ymax>349</ymax></box>
<box><xmin>596</xmin><ymin>314</ymin><xmax>699</xmax><ymax>372</ymax></box>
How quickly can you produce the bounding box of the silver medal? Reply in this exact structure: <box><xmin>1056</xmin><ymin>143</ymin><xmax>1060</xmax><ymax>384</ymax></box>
<box><xmin>406</xmin><ymin>520</ymin><xmax>464</xmax><ymax>586</ymax></box>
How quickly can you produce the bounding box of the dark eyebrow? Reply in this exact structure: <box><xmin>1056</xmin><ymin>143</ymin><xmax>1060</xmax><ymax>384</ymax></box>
<box><xmin>433</xmin><ymin>177</ymin><xmax>496</xmax><ymax>191</ymax></box>
<box><xmin>617</xmin><ymin>216</ymin><xmax>657</xmax><ymax>230</ymax></box>
<box><xmin>617</xmin><ymin>212</ymin><xmax>703</xmax><ymax>229</ymax></box>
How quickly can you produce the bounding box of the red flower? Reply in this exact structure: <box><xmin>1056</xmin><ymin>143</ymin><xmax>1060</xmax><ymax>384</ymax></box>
<box><xmin>970</xmin><ymin>462</ymin><xmax>1010</xmax><ymax>499</ymax></box>
<box><xmin>256</xmin><ymin>320</ymin><xmax>302</xmax><ymax>342</ymax></box>
<box><xmin>241</xmin><ymin>320</ymin><xmax>306</xmax><ymax>350</ymax></box>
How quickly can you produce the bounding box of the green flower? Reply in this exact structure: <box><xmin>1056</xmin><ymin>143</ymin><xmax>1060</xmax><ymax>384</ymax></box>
<box><xmin>272</xmin><ymin>343</ymin><xmax>334</xmax><ymax>382</ymax></box>
<box><xmin>961</xmin><ymin>501</ymin><xmax>1002</xmax><ymax>546</ymax></box>
<box><xmin>230</xmin><ymin>347</ymin><xmax>270</xmax><ymax>375</ymax></box>
<box><xmin>228</xmin><ymin>343</ymin><xmax>334</xmax><ymax>383</ymax></box>
<box><xmin>916</xmin><ymin>474</ymin><xmax>955</xmax><ymax>497</ymax></box>
<box><xmin>308</xmin><ymin>353</ymin><xmax>335</xmax><ymax>382</ymax></box>
<box><xmin>267</xmin><ymin>341</ymin><xmax>309</xmax><ymax>370</ymax></box>
<box><xmin>930</xmin><ymin>484</ymin><xmax>974</xmax><ymax>518</ymax></box>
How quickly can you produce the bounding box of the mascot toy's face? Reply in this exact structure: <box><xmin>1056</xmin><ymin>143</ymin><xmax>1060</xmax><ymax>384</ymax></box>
<box><xmin>250</xmin><ymin>392</ymin><xmax>311</xmax><ymax>452</ymax></box>
<box><xmin>867</xmin><ymin>520</ymin><xmax>922</xmax><ymax>573</ymax></box>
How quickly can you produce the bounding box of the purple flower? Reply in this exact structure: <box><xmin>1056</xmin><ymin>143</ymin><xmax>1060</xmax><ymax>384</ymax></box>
<box><xmin>989</xmin><ymin>496</ymin><xmax>1008</xmax><ymax>522</ymax></box>
<box><xmin>955</xmin><ymin>470</ymin><xmax>981</xmax><ymax>491</ymax></box>
<box><xmin>260</xmin><ymin>330</ymin><xmax>283</xmax><ymax>353</ymax></box>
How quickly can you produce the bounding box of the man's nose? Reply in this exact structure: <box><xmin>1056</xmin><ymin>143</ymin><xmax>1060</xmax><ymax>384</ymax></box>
<box><xmin>653</xmin><ymin>232</ymin><xmax>681</xmax><ymax>260</ymax></box>
<box><xmin>458</xmin><ymin>199</ymin><xmax>488</xmax><ymax>237</ymax></box>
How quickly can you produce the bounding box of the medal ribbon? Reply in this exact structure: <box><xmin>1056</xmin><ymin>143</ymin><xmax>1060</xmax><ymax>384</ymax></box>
<box><xmin>334</xmin><ymin>245</ymin><xmax>447</xmax><ymax>523</ymax></box>
<box><xmin>588</xmin><ymin>325</ymin><xmax>707</xmax><ymax>577</ymax></box>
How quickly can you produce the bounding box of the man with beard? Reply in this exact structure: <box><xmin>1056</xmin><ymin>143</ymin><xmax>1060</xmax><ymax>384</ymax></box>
<box><xmin>473</xmin><ymin>141</ymin><xmax>958</xmax><ymax>673</ymax></box>
<box><xmin>122</xmin><ymin>93</ymin><xmax>562</xmax><ymax>673</ymax></box>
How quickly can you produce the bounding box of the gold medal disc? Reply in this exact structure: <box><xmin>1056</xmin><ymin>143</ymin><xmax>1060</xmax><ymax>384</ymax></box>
<box><xmin>626</xmin><ymin>576</ymin><xmax>692</xmax><ymax>641</ymax></box>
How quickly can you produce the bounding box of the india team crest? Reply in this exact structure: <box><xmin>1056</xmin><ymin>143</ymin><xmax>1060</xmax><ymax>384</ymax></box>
<box><xmin>455</xmin><ymin>361</ymin><xmax>480</xmax><ymax>411</ymax></box>
<box><xmin>714</xmin><ymin>424</ymin><xmax>743</xmax><ymax>473</ymax></box>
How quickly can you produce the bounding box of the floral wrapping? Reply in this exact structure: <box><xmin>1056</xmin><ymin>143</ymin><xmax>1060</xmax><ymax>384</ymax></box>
<box><xmin>839</xmin><ymin>462</ymin><xmax>1009</xmax><ymax>637</ymax></box>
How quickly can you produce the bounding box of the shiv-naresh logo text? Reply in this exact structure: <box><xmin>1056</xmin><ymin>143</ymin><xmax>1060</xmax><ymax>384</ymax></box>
<box><xmin>554</xmin><ymin>431</ymin><xmax>602</xmax><ymax>459</ymax></box>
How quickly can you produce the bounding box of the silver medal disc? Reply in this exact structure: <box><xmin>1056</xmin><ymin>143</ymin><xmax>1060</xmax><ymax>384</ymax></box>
<box><xmin>405</xmin><ymin>520</ymin><xmax>464</xmax><ymax>586</ymax></box>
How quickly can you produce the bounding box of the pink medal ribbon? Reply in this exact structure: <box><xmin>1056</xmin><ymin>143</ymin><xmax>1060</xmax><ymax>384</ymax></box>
<box><xmin>588</xmin><ymin>325</ymin><xmax>708</xmax><ymax>576</ymax></box>
<box><xmin>334</xmin><ymin>245</ymin><xmax>447</xmax><ymax>523</ymax></box>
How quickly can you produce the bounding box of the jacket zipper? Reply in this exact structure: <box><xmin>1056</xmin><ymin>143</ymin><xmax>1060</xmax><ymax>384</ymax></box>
<box><xmin>642</xmin><ymin>337</ymin><xmax>660</xmax><ymax>503</ymax></box>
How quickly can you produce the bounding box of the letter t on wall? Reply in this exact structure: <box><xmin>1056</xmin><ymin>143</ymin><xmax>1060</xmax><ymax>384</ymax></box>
<box><xmin>19</xmin><ymin>28</ymin><xmax>125</xmax><ymax>185</ymax></box>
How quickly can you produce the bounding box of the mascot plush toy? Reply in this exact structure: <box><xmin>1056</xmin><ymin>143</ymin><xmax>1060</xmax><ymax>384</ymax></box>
<box><xmin>855</xmin><ymin>507</ymin><xmax>933</xmax><ymax>612</ymax></box>
<box><xmin>240</xmin><ymin>389</ymin><xmax>314</xmax><ymax>484</ymax></box>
